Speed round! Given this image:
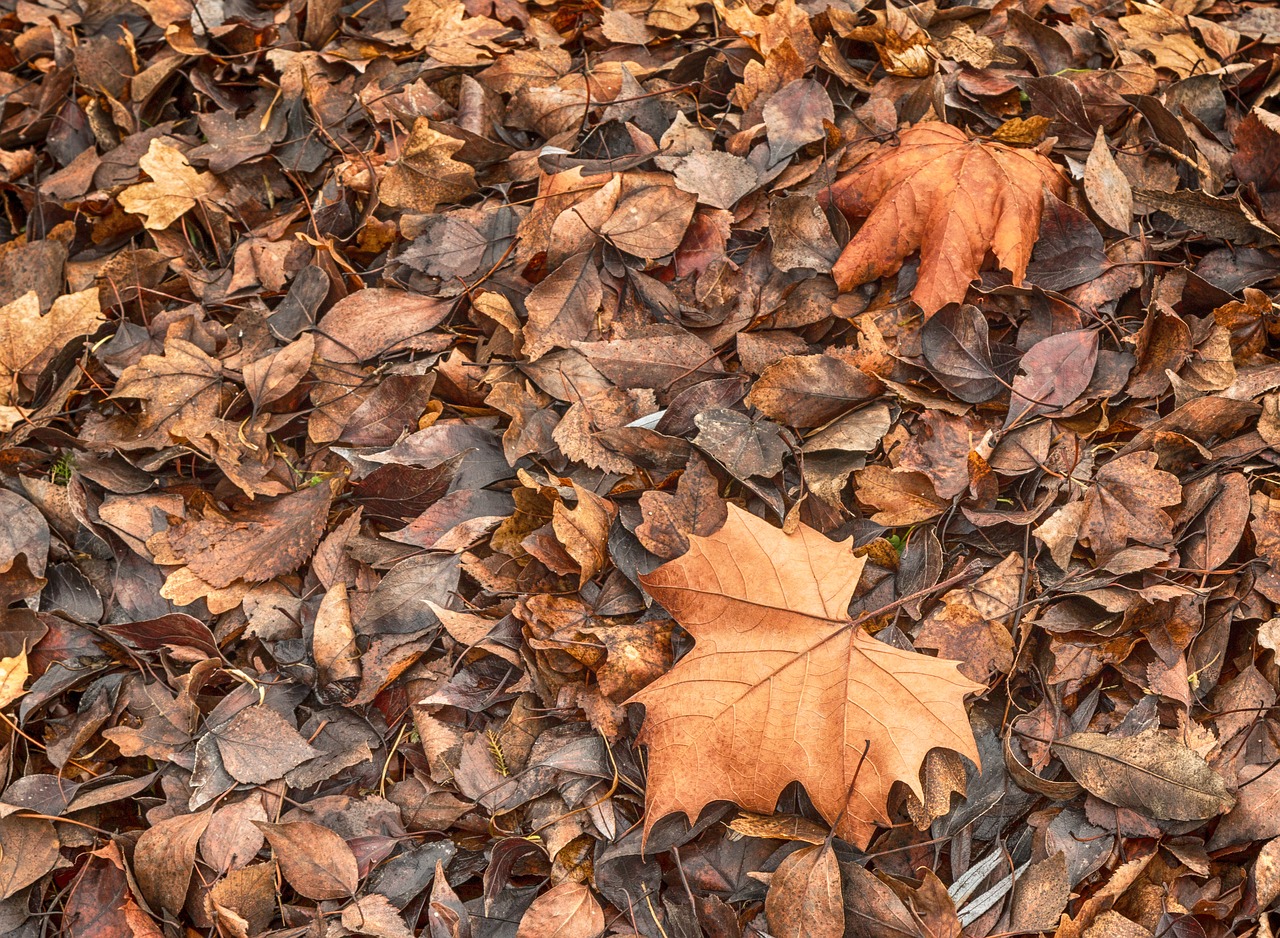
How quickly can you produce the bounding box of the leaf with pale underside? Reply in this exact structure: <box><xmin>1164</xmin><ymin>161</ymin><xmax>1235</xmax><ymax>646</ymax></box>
<box><xmin>823</xmin><ymin>122</ymin><xmax>1066</xmax><ymax>314</ymax></box>
<box><xmin>119</xmin><ymin>140</ymin><xmax>224</xmax><ymax>230</ymax></box>
<box><xmin>632</xmin><ymin>505</ymin><xmax>982</xmax><ymax>848</ymax></box>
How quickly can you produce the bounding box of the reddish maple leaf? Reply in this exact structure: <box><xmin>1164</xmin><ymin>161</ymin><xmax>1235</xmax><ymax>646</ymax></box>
<box><xmin>822</xmin><ymin>122</ymin><xmax>1066</xmax><ymax>314</ymax></box>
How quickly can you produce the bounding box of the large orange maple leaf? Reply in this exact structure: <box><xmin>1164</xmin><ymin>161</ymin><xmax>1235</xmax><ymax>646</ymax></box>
<box><xmin>632</xmin><ymin>505</ymin><xmax>982</xmax><ymax>848</ymax></box>
<box><xmin>822</xmin><ymin>122</ymin><xmax>1067</xmax><ymax>315</ymax></box>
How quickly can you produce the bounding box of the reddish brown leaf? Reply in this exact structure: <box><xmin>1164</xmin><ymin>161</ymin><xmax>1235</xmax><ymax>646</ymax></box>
<box><xmin>165</xmin><ymin>483</ymin><xmax>332</xmax><ymax>588</ymax></box>
<box><xmin>824</xmin><ymin>122</ymin><xmax>1067</xmax><ymax>314</ymax></box>
<box><xmin>134</xmin><ymin>810</ymin><xmax>211</xmax><ymax>915</ymax></box>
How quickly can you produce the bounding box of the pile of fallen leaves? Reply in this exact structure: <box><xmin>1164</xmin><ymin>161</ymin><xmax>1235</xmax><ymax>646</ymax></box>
<box><xmin>3</xmin><ymin>0</ymin><xmax>1280</xmax><ymax>934</ymax></box>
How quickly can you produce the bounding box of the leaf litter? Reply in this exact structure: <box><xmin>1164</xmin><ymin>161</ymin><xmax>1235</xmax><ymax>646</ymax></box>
<box><xmin>2</xmin><ymin>0</ymin><xmax>1280</xmax><ymax>936</ymax></box>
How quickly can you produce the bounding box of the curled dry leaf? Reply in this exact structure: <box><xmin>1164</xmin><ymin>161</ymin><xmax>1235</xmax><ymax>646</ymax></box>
<box><xmin>632</xmin><ymin>504</ymin><xmax>981</xmax><ymax>848</ymax></box>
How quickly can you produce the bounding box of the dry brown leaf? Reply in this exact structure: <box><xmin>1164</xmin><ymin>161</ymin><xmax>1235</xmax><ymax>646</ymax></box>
<box><xmin>600</xmin><ymin>183</ymin><xmax>697</xmax><ymax>258</ymax></box>
<box><xmin>313</xmin><ymin>581</ymin><xmax>360</xmax><ymax>684</ymax></box>
<box><xmin>515</xmin><ymin>881</ymin><xmax>604</xmax><ymax>938</ymax></box>
<box><xmin>854</xmin><ymin>466</ymin><xmax>947</xmax><ymax>527</ymax></box>
<box><xmin>1053</xmin><ymin>729</ymin><xmax>1235</xmax><ymax>821</ymax></box>
<box><xmin>765</xmin><ymin>842</ymin><xmax>844</xmax><ymax>938</ymax></box>
<box><xmin>119</xmin><ymin>139</ymin><xmax>224</xmax><ymax>230</ymax></box>
<box><xmin>403</xmin><ymin>0</ymin><xmax>505</xmax><ymax>65</ymax></box>
<box><xmin>745</xmin><ymin>353</ymin><xmax>881</xmax><ymax>428</ymax></box>
<box><xmin>524</xmin><ymin>252</ymin><xmax>603</xmax><ymax>362</ymax></box>
<box><xmin>1084</xmin><ymin>127</ymin><xmax>1133</xmax><ymax>233</ymax></box>
<box><xmin>215</xmin><ymin>706</ymin><xmax>320</xmax><ymax>784</ymax></box>
<box><xmin>632</xmin><ymin>505</ymin><xmax>981</xmax><ymax>848</ymax></box>
<box><xmin>165</xmin><ymin>483</ymin><xmax>333</xmax><ymax>588</ymax></box>
<box><xmin>134</xmin><ymin>810</ymin><xmax>211</xmax><ymax>916</ymax></box>
<box><xmin>1078</xmin><ymin>452</ymin><xmax>1181</xmax><ymax>562</ymax></box>
<box><xmin>105</xmin><ymin>337</ymin><xmax>225</xmax><ymax>449</ymax></box>
<box><xmin>255</xmin><ymin>820</ymin><xmax>359</xmax><ymax>900</ymax></box>
<box><xmin>379</xmin><ymin>118</ymin><xmax>478</xmax><ymax>213</ymax></box>
<box><xmin>823</xmin><ymin>122</ymin><xmax>1066</xmax><ymax>314</ymax></box>
<box><xmin>0</xmin><ymin>288</ymin><xmax>104</xmax><ymax>425</ymax></box>
<box><xmin>552</xmin><ymin>482</ymin><xmax>617</xmax><ymax>586</ymax></box>
<box><xmin>0</xmin><ymin>650</ymin><xmax>28</xmax><ymax>709</ymax></box>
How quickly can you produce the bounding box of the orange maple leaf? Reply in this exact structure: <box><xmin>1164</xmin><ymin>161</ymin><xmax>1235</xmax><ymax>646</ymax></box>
<box><xmin>823</xmin><ymin>122</ymin><xmax>1067</xmax><ymax>315</ymax></box>
<box><xmin>632</xmin><ymin>505</ymin><xmax>982</xmax><ymax>848</ymax></box>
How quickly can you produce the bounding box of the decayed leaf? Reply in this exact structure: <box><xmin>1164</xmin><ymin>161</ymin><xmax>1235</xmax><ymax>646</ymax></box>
<box><xmin>840</xmin><ymin>857</ymin><xmax>927</xmax><ymax>938</ymax></box>
<box><xmin>1009</xmin><ymin>852</ymin><xmax>1070</xmax><ymax>933</ymax></box>
<box><xmin>637</xmin><ymin>455</ymin><xmax>727</xmax><ymax>559</ymax></box>
<box><xmin>515</xmin><ymin>882</ymin><xmax>604</xmax><ymax>938</ymax></box>
<box><xmin>256</xmin><ymin>820</ymin><xmax>359</xmax><ymax>900</ymax></box>
<box><xmin>694</xmin><ymin>408</ymin><xmax>789</xmax><ymax>480</ymax></box>
<box><xmin>920</xmin><ymin>304</ymin><xmax>1002</xmax><ymax>403</ymax></box>
<box><xmin>315</xmin><ymin>289</ymin><xmax>452</xmax><ymax>363</ymax></box>
<box><xmin>119</xmin><ymin>139</ymin><xmax>224</xmax><ymax>229</ymax></box>
<box><xmin>403</xmin><ymin>0</ymin><xmax>505</xmax><ymax>65</ymax></box>
<box><xmin>824</xmin><ymin>122</ymin><xmax>1066</xmax><ymax>314</ymax></box>
<box><xmin>313</xmin><ymin>581</ymin><xmax>360</xmax><ymax>684</ymax></box>
<box><xmin>243</xmin><ymin>333</ymin><xmax>315</xmax><ymax>409</ymax></box>
<box><xmin>1053</xmin><ymin>729</ymin><xmax>1234</xmax><ymax>821</ymax></box>
<box><xmin>632</xmin><ymin>505</ymin><xmax>981</xmax><ymax>848</ymax></box>
<box><xmin>765</xmin><ymin>842</ymin><xmax>844</xmax><ymax>938</ymax></box>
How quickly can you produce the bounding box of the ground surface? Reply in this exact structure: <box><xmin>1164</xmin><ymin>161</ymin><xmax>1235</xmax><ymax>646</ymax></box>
<box><xmin>2</xmin><ymin>0</ymin><xmax>1280</xmax><ymax>935</ymax></box>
